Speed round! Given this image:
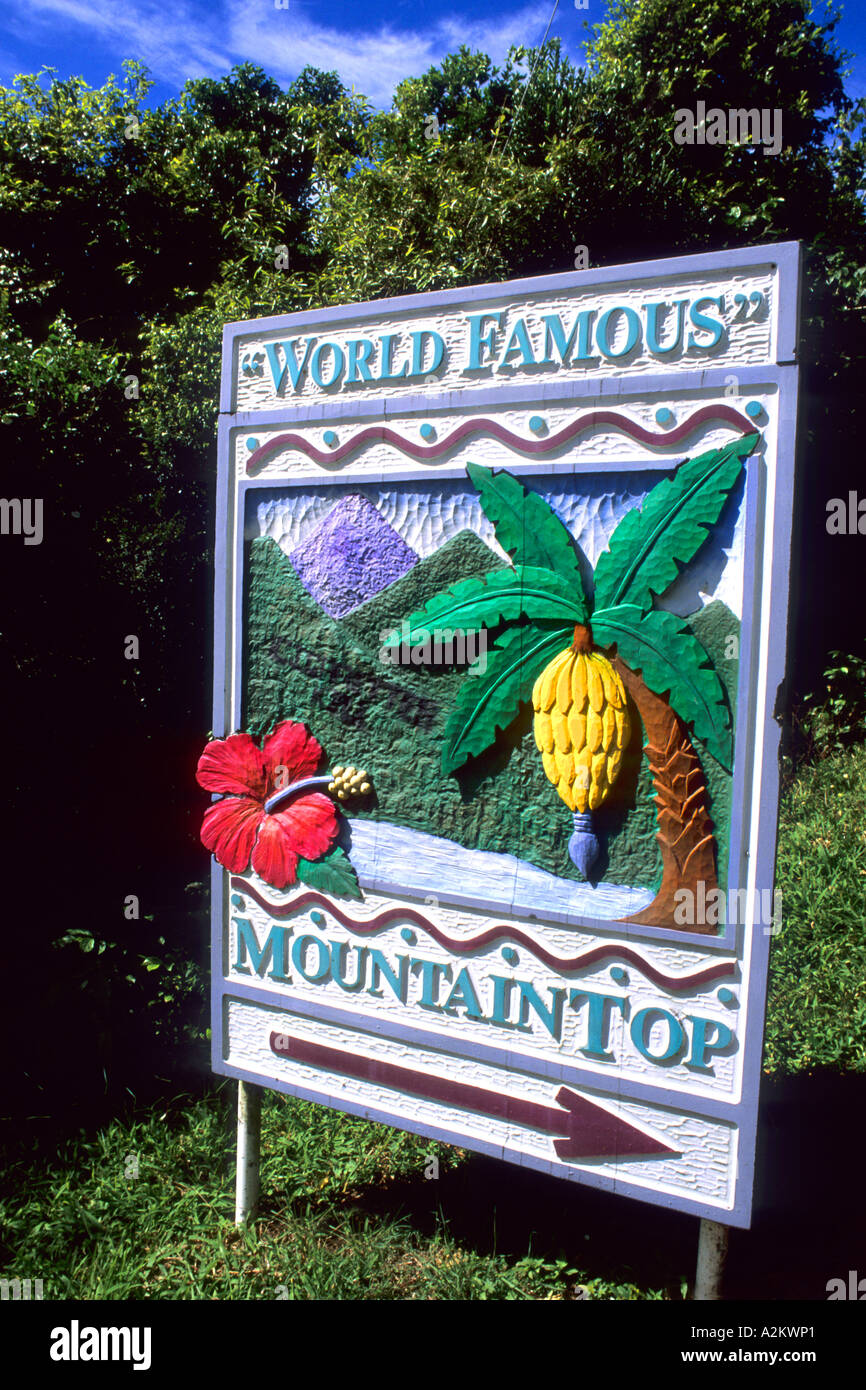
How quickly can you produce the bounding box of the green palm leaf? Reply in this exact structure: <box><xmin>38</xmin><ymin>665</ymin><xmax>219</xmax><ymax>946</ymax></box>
<box><xmin>441</xmin><ymin>623</ymin><xmax>573</xmax><ymax>775</ymax></box>
<box><xmin>382</xmin><ymin>566</ymin><xmax>584</xmax><ymax>650</ymax></box>
<box><xmin>592</xmin><ymin>434</ymin><xmax>759</xmax><ymax>613</ymax></box>
<box><xmin>467</xmin><ymin>460</ymin><xmax>589</xmax><ymax>610</ymax></box>
<box><xmin>592</xmin><ymin>604</ymin><xmax>732</xmax><ymax>769</ymax></box>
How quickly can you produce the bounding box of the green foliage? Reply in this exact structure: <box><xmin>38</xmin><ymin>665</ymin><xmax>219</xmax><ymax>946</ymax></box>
<box><xmin>384</xmin><ymin>567</ymin><xmax>585</xmax><ymax>650</ymax></box>
<box><xmin>0</xmin><ymin>60</ymin><xmax>364</xmax><ymax>347</ymax></box>
<box><xmin>0</xmin><ymin>62</ymin><xmax>371</xmax><ymax>1111</ymax></box>
<box><xmin>765</xmin><ymin>741</ymin><xmax>866</xmax><ymax>1074</ymax></box>
<box><xmin>801</xmin><ymin>647</ymin><xmax>866</xmax><ymax>757</ymax></box>
<box><xmin>52</xmin><ymin>885</ymin><xmax>209</xmax><ymax>1057</ymax></box>
<box><xmin>308</xmin><ymin>43</ymin><xmax>579</xmax><ymax>304</ymax></box>
<box><xmin>441</xmin><ymin>625</ymin><xmax>573</xmax><ymax>775</ymax></box>
<box><xmin>466</xmin><ymin>461</ymin><xmax>588</xmax><ymax>599</ymax></box>
<box><xmin>592</xmin><ymin>605</ymin><xmax>732</xmax><ymax>768</ymax></box>
<box><xmin>576</xmin><ymin>0</ymin><xmax>852</xmax><ymax>256</ymax></box>
<box><xmin>592</xmin><ymin>435</ymin><xmax>758</xmax><ymax>612</ymax></box>
<box><xmin>296</xmin><ymin>846</ymin><xmax>361</xmax><ymax>899</ymax></box>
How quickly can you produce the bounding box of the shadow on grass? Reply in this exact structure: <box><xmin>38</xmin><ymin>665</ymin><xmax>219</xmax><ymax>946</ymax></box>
<box><xmin>275</xmin><ymin>1070</ymin><xmax>866</xmax><ymax>1301</ymax></box>
<box><xmin>732</xmin><ymin>1071</ymin><xmax>866</xmax><ymax>1299</ymax></box>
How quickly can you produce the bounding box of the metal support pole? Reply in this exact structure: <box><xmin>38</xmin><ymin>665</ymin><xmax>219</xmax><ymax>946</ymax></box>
<box><xmin>234</xmin><ymin>1080</ymin><xmax>262</xmax><ymax>1225</ymax></box>
<box><xmin>694</xmin><ymin>1218</ymin><xmax>729</xmax><ymax>1300</ymax></box>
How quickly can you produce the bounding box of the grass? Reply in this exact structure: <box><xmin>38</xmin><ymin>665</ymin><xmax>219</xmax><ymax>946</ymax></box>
<box><xmin>0</xmin><ymin>1087</ymin><xmax>666</xmax><ymax>1300</ymax></box>
<box><xmin>1</xmin><ymin>741</ymin><xmax>863</xmax><ymax>1301</ymax></box>
<box><xmin>765</xmin><ymin>740</ymin><xmax>866</xmax><ymax>1074</ymax></box>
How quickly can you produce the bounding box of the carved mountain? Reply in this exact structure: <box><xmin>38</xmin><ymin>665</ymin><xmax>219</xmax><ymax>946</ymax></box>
<box><xmin>338</xmin><ymin>529</ymin><xmax>506</xmax><ymax>658</ymax></box>
<box><xmin>288</xmin><ymin>493</ymin><xmax>418</xmax><ymax>618</ymax></box>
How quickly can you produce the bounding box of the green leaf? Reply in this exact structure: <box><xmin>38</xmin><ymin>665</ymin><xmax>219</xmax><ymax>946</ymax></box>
<box><xmin>296</xmin><ymin>845</ymin><xmax>362</xmax><ymax>899</ymax></box>
<box><xmin>466</xmin><ymin>460</ymin><xmax>588</xmax><ymax>609</ymax></box>
<box><xmin>592</xmin><ymin>604</ymin><xmax>732</xmax><ymax>769</ymax></box>
<box><xmin>442</xmin><ymin>623</ymin><xmax>573</xmax><ymax>775</ymax></box>
<box><xmin>383</xmin><ymin>566</ymin><xmax>585</xmax><ymax>648</ymax></box>
<box><xmin>592</xmin><ymin>434</ymin><xmax>759</xmax><ymax>613</ymax></box>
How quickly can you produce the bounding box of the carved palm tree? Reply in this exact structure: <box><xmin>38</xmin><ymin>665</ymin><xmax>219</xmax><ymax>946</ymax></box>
<box><xmin>384</xmin><ymin>433</ymin><xmax>758</xmax><ymax>930</ymax></box>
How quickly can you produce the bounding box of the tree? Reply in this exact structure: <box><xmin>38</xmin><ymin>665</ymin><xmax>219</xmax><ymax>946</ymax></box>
<box><xmin>0</xmin><ymin>60</ymin><xmax>364</xmax><ymax>1120</ymax></box>
<box><xmin>308</xmin><ymin>41</ymin><xmax>587</xmax><ymax>303</ymax></box>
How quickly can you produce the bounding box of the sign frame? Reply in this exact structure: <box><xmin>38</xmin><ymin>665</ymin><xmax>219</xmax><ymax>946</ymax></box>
<box><xmin>209</xmin><ymin>242</ymin><xmax>800</xmax><ymax>1228</ymax></box>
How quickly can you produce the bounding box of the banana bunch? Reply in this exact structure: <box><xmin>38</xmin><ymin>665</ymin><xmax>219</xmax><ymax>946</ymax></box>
<box><xmin>532</xmin><ymin>645</ymin><xmax>631</xmax><ymax>813</ymax></box>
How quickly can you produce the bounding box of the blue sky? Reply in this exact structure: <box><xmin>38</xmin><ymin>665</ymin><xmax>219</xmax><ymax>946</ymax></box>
<box><xmin>0</xmin><ymin>0</ymin><xmax>863</xmax><ymax>111</ymax></box>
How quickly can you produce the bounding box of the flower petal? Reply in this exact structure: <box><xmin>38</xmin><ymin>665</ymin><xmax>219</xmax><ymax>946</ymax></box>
<box><xmin>200</xmin><ymin>797</ymin><xmax>262</xmax><ymax>873</ymax></box>
<box><xmin>197</xmin><ymin>733</ymin><xmax>267</xmax><ymax>799</ymax></box>
<box><xmin>262</xmin><ymin>720</ymin><xmax>323</xmax><ymax>794</ymax></box>
<box><xmin>251</xmin><ymin>793</ymin><xmax>339</xmax><ymax>890</ymax></box>
<box><xmin>274</xmin><ymin>791</ymin><xmax>339</xmax><ymax>862</ymax></box>
<box><xmin>251</xmin><ymin>816</ymin><xmax>301</xmax><ymax>891</ymax></box>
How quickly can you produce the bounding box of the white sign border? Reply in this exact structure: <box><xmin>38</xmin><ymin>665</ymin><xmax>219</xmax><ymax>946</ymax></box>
<box><xmin>211</xmin><ymin>243</ymin><xmax>801</xmax><ymax>1228</ymax></box>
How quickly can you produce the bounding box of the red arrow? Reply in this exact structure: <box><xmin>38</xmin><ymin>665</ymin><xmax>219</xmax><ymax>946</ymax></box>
<box><xmin>269</xmin><ymin>1032</ymin><xmax>679</xmax><ymax>1161</ymax></box>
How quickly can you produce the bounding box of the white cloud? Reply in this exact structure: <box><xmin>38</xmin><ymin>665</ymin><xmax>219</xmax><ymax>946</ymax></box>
<box><xmin>230</xmin><ymin>1</ymin><xmax>555</xmax><ymax>106</ymax></box>
<box><xmin>230</xmin><ymin>9</ymin><xmax>437</xmax><ymax>107</ymax></box>
<box><xmin>17</xmin><ymin>0</ymin><xmax>233</xmax><ymax>87</ymax></box>
<box><xmin>7</xmin><ymin>0</ymin><xmax>558</xmax><ymax>106</ymax></box>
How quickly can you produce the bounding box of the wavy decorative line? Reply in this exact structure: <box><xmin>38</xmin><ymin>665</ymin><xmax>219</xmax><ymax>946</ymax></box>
<box><xmin>245</xmin><ymin>406</ymin><xmax>755</xmax><ymax>473</ymax></box>
<box><xmin>230</xmin><ymin>877</ymin><xmax>736</xmax><ymax>992</ymax></box>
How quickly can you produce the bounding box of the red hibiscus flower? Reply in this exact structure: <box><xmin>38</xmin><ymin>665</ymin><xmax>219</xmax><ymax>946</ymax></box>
<box><xmin>196</xmin><ymin>721</ymin><xmax>338</xmax><ymax>890</ymax></box>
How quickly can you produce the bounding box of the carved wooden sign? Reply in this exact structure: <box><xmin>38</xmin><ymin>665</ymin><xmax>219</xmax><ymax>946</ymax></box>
<box><xmin>206</xmin><ymin>243</ymin><xmax>800</xmax><ymax>1226</ymax></box>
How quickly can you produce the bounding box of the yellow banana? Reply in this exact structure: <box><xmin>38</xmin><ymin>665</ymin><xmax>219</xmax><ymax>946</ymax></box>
<box><xmin>587</xmin><ymin>707</ymin><xmax>603</xmax><ymax>754</ymax></box>
<box><xmin>600</xmin><ymin>664</ymin><xmax>623</xmax><ymax>710</ymax></box>
<box><xmin>551</xmin><ymin>707</ymin><xmax>571</xmax><ymax>753</ymax></box>
<box><xmin>534</xmin><ymin>710</ymin><xmax>554</xmax><ymax>754</ymax></box>
<box><xmin>556</xmin><ymin>654</ymin><xmax>574</xmax><ymax>714</ymax></box>
<box><xmin>568</xmin><ymin>708</ymin><xmax>587</xmax><ymax>750</ymax></box>
<box><xmin>571</xmin><ymin>651</ymin><xmax>588</xmax><ymax>708</ymax></box>
<box><xmin>555</xmin><ymin>746</ymin><xmax>576</xmax><ymax>792</ymax></box>
<box><xmin>533</xmin><ymin>651</ymin><xmax>568</xmax><ymax>712</ymax></box>
<box><xmin>587</xmin><ymin>659</ymin><xmax>605</xmax><ymax>714</ymax></box>
<box><xmin>541</xmin><ymin>749</ymin><xmax>559</xmax><ymax>787</ymax></box>
<box><xmin>602</xmin><ymin>703</ymin><xmax>616</xmax><ymax>750</ymax></box>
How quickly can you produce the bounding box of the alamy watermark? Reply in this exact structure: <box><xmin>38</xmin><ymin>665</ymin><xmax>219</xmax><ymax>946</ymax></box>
<box><xmin>674</xmin><ymin>882</ymin><xmax>782</xmax><ymax>933</ymax></box>
<box><xmin>1</xmin><ymin>1277</ymin><xmax>43</xmax><ymax>1300</ymax></box>
<box><xmin>49</xmin><ymin>1322</ymin><xmax>151</xmax><ymax>1370</ymax></box>
<box><xmin>674</xmin><ymin>102</ymin><xmax>783</xmax><ymax>157</ymax></box>
<box><xmin>0</xmin><ymin>497</ymin><xmax>43</xmax><ymax>545</ymax></box>
<box><xmin>826</xmin><ymin>1270</ymin><xmax>866</xmax><ymax>1300</ymax></box>
<box><xmin>380</xmin><ymin>624</ymin><xmax>488</xmax><ymax>674</ymax></box>
<box><xmin>826</xmin><ymin>492</ymin><xmax>866</xmax><ymax>534</ymax></box>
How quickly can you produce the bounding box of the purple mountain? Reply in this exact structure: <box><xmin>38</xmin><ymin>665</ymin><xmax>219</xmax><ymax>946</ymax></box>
<box><xmin>289</xmin><ymin>493</ymin><xmax>419</xmax><ymax>618</ymax></box>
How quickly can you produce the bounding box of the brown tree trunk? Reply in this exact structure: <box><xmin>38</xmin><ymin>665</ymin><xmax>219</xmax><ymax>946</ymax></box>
<box><xmin>610</xmin><ymin>656</ymin><xmax>718</xmax><ymax>934</ymax></box>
